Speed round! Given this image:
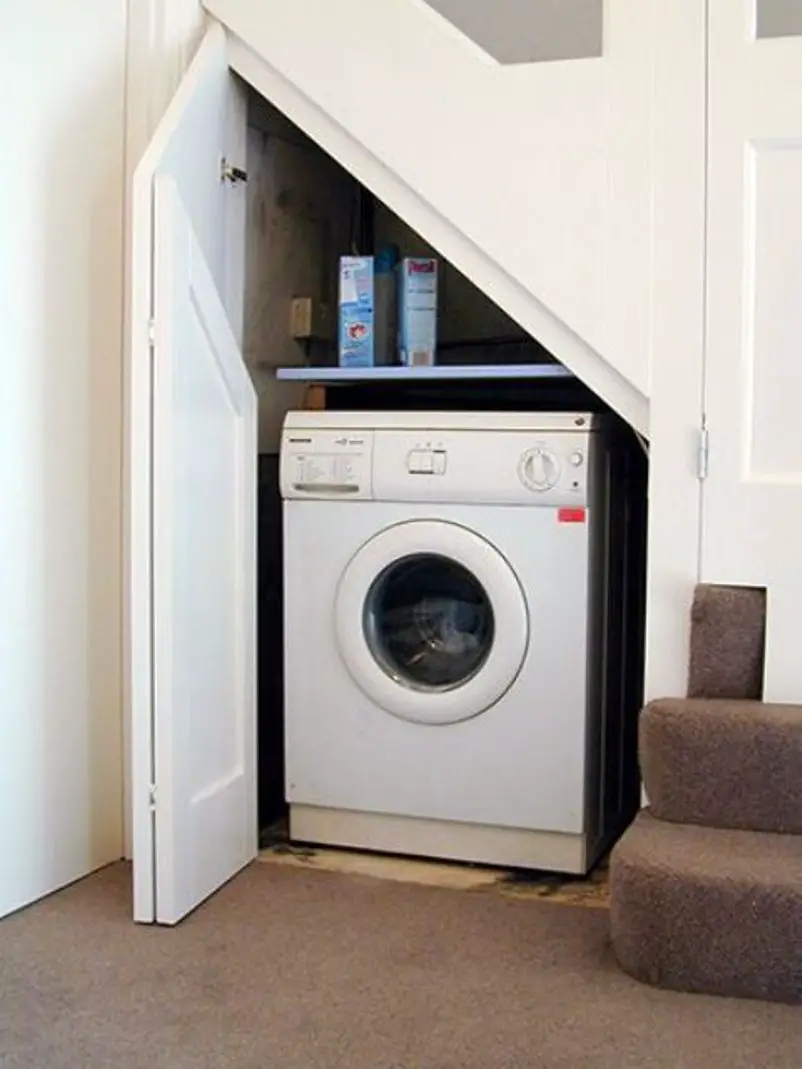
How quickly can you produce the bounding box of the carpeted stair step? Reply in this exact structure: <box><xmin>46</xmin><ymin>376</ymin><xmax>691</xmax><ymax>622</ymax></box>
<box><xmin>687</xmin><ymin>584</ymin><xmax>765</xmax><ymax>700</ymax></box>
<box><xmin>640</xmin><ymin>698</ymin><xmax>802</xmax><ymax>834</ymax></box>
<box><xmin>610</xmin><ymin>810</ymin><xmax>802</xmax><ymax>1003</ymax></box>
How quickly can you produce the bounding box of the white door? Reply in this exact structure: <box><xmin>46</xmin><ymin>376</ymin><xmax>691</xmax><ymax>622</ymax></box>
<box><xmin>702</xmin><ymin>1</ymin><xmax>802</xmax><ymax>702</ymax></box>
<box><xmin>128</xmin><ymin>24</ymin><xmax>256</xmax><ymax>924</ymax></box>
<box><xmin>151</xmin><ymin>174</ymin><xmax>257</xmax><ymax>924</ymax></box>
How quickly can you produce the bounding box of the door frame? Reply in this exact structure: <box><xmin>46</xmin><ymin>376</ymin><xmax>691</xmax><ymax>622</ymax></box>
<box><xmin>642</xmin><ymin>0</ymin><xmax>707</xmax><ymax>703</ymax></box>
<box><xmin>122</xmin><ymin>0</ymin><xmax>208</xmax><ymax>861</ymax></box>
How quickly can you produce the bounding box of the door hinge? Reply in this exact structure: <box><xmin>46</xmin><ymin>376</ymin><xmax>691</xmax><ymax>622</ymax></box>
<box><xmin>697</xmin><ymin>421</ymin><xmax>709</xmax><ymax>481</ymax></box>
<box><xmin>148</xmin><ymin>783</ymin><xmax>158</xmax><ymax>812</ymax></box>
<box><xmin>220</xmin><ymin>157</ymin><xmax>248</xmax><ymax>184</ymax></box>
<box><xmin>147</xmin><ymin>318</ymin><xmax>156</xmax><ymax>347</ymax></box>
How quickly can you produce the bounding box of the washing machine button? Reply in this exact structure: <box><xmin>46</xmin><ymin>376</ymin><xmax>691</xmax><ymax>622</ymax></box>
<box><xmin>408</xmin><ymin>449</ymin><xmax>434</xmax><ymax>474</ymax></box>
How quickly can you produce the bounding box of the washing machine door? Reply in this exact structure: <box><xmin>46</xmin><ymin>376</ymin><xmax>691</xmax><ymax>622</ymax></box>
<box><xmin>334</xmin><ymin>519</ymin><xmax>529</xmax><ymax>724</ymax></box>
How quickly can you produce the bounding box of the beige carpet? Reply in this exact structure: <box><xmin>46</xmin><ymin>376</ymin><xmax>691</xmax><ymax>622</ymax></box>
<box><xmin>1</xmin><ymin>863</ymin><xmax>800</xmax><ymax>1068</ymax></box>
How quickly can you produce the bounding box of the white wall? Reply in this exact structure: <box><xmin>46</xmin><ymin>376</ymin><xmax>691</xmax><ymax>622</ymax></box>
<box><xmin>0</xmin><ymin>1</ymin><xmax>127</xmax><ymax>917</ymax></box>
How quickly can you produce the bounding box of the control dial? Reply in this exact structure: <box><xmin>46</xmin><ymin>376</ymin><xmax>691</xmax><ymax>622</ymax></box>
<box><xmin>519</xmin><ymin>447</ymin><xmax>560</xmax><ymax>491</ymax></box>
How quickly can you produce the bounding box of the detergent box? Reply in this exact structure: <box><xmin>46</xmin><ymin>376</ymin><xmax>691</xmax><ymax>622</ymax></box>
<box><xmin>398</xmin><ymin>257</ymin><xmax>438</xmax><ymax>367</ymax></box>
<box><xmin>338</xmin><ymin>255</ymin><xmax>374</xmax><ymax>367</ymax></box>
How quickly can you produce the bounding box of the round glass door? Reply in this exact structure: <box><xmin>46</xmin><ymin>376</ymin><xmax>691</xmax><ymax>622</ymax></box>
<box><xmin>334</xmin><ymin>520</ymin><xmax>529</xmax><ymax>725</ymax></box>
<box><xmin>364</xmin><ymin>554</ymin><xmax>494</xmax><ymax>691</ymax></box>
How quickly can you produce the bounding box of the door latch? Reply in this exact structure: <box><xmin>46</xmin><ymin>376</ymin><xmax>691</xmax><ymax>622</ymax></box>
<box><xmin>221</xmin><ymin>157</ymin><xmax>248</xmax><ymax>184</ymax></box>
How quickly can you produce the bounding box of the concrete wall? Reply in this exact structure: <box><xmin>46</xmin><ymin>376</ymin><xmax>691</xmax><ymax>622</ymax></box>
<box><xmin>243</xmin><ymin>102</ymin><xmax>355</xmax><ymax>452</ymax></box>
<box><xmin>243</xmin><ymin>99</ymin><xmax>534</xmax><ymax>451</ymax></box>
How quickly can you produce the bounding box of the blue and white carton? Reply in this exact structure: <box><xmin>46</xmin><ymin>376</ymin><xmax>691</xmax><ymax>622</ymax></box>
<box><xmin>398</xmin><ymin>257</ymin><xmax>437</xmax><ymax>367</ymax></box>
<box><xmin>338</xmin><ymin>256</ymin><xmax>374</xmax><ymax>367</ymax></box>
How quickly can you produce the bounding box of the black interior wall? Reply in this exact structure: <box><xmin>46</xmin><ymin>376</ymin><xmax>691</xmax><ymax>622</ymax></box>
<box><xmin>323</xmin><ymin>376</ymin><xmax>605</xmax><ymax>414</ymax></box>
<box><xmin>603</xmin><ymin>422</ymin><xmax>649</xmax><ymax>827</ymax></box>
<box><xmin>257</xmin><ymin>455</ymin><xmax>285</xmax><ymax>828</ymax></box>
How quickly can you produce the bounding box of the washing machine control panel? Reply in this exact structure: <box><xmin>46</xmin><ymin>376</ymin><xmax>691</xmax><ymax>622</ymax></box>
<box><xmin>279</xmin><ymin>430</ymin><xmax>374</xmax><ymax>499</ymax></box>
<box><xmin>372</xmin><ymin>430</ymin><xmax>593</xmax><ymax>506</ymax></box>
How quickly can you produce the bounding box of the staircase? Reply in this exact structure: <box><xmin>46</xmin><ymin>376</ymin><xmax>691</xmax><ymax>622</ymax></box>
<box><xmin>610</xmin><ymin>585</ymin><xmax>802</xmax><ymax>1004</ymax></box>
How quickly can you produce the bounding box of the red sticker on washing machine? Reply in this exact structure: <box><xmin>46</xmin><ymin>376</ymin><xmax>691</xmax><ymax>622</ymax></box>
<box><xmin>558</xmin><ymin>508</ymin><xmax>586</xmax><ymax>523</ymax></box>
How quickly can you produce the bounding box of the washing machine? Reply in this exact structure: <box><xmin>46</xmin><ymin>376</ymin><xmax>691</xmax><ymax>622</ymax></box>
<box><xmin>280</xmin><ymin>410</ymin><xmax>644</xmax><ymax>874</ymax></box>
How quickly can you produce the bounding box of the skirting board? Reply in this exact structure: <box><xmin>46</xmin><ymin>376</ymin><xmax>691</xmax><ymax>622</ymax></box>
<box><xmin>289</xmin><ymin>804</ymin><xmax>592</xmax><ymax>875</ymax></box>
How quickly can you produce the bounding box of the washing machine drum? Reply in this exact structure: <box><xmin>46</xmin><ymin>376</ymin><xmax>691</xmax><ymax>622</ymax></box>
<box><xmin>334</xmin><ymin>520</ymin><xmax>529</xmax><ymax>725</ymax></box>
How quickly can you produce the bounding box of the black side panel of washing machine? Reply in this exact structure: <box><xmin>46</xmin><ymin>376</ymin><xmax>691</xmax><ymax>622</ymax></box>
<box><xmin>584</xmin><ymin>419</ymin><xmax>648</xmax><ymax>862</ymax></box>
<box><xmin>605</xmin><ymin>426</ymin><xmax>648</xmax><ymax>830</ymax></box>
<box><xmin>257</xmin><ymin>455</ymin><xmax>286</xmax><ymax>828</ymax></box>
<box><xmin>623</xmin><ymin>436</ymin><xmax>649</xmax><ymax>811</ymax></box>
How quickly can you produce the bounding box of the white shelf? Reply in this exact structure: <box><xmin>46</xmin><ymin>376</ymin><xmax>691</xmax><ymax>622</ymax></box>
<box><xmin>274</xmin><ymin>363</ymin><xmax>574</xmax><ymax>383</ymax></box>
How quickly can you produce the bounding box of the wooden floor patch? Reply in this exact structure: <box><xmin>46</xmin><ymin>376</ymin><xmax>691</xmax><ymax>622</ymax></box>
<box><xmin>258</xmin><ymin>834</ymin><xmax>609</xmax><ymax>909</ymax></box>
